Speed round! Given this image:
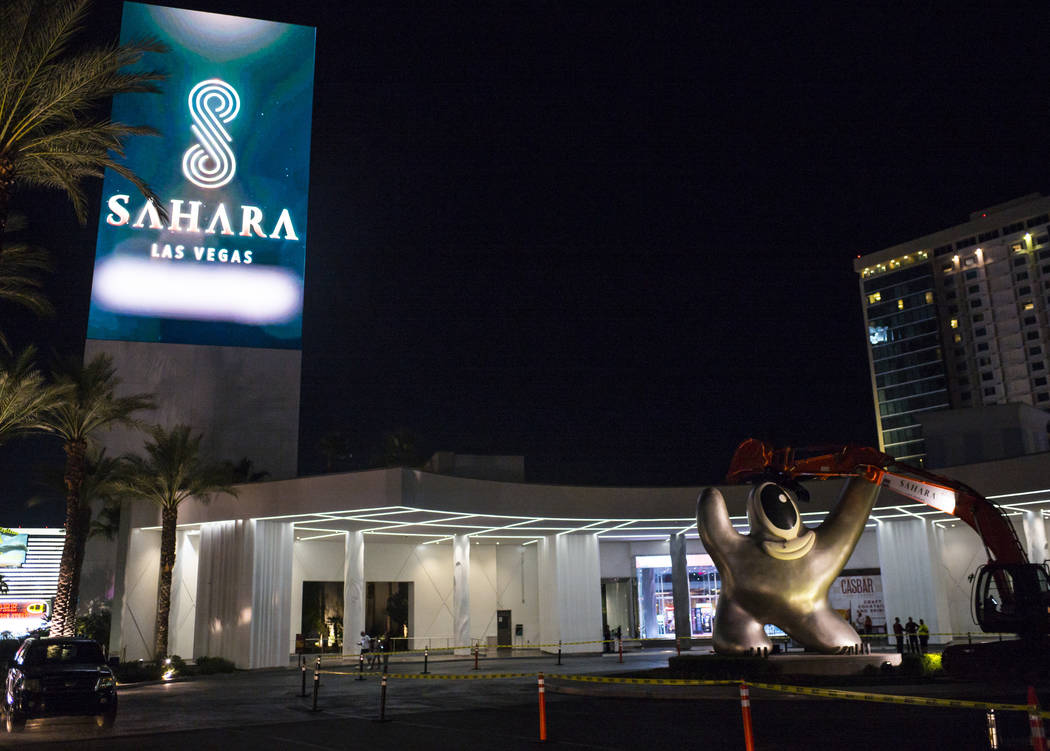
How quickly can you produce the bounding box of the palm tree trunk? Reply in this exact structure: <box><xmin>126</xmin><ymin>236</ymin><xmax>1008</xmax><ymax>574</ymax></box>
<box><xmin>0</xmin><ymin>153</ymin><xmax>14</xmax><ymax>240</ymax></box>
<box><xmin>153</xmin><ymin>504</ymin><xmax>178</xmax><ymax>660</ymax></box>
<box><xmin>50</xmin><ymin>438</ymin><xmax>87</xmax><ymax>636</ymax></box>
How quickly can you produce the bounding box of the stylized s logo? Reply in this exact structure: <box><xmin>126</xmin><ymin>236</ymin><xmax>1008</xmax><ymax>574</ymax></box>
<box><xmin>182</xmin><ymin>79</ymin><xmax>240</xmax><ymax>189</ymax></box>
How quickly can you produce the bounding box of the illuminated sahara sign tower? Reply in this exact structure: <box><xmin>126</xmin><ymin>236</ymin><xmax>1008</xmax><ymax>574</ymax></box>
<box><xmin>89</xmin><ymin>3</ymin><xmax>316</xmax><ymax>350</ymax></box>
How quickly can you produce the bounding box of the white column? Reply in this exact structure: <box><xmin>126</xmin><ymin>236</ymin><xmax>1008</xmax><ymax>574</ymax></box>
<box><xmin>1023</xmin><ymin>511</ymin><xmax>1048</xmax><ymax>565</ymax></box>
<box><xmin>168</xmin><ymin>530</ymin><xmax>200</xmax><ymax>658</ymax></box>
<box><xmin>250</xmin><ymin>520</ymin><xmax>293</xmax><ymax>669</ymax></box>
<box><xmin>876</xmin><ymin>518</ymin><xmax>951</xmax><ymax>644</ymax></box>
<box><xmin>453</xmin><ymin>535</ymin><xmax>472</xmax><ymax>654</ymax></box>
<box><xmin>194</xmin><ymin>519</ymin><xmax>293</xmax><ymax>669</ymax></box>
<box><xmin>343</xmin><ymin>531</ymin><xmax>365</xmax><ymax>656</ymax></box>
<box><xmin>194</xmin><ymin>520</ymin><xmax>253</xmax><ymax>667</ymax></box>
<box><xmin>538</xmin><ymin>534</ymin><xmax>602</xmax><ymax>653</ymax></box>
<box><xmin>669</xmin><ymin>532</ymin><xmax>691</xmax><ymax>650</ymax></box>
<box><xmin>114</xmin><ymin>527</ymin><xmax>161</xmax><ymax>661</ymax></box>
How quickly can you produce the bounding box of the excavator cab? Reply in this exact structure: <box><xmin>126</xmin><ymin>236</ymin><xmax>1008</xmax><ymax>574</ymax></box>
<box><xmin>974</xmin><ymin>562</ymin><xmax>1050</xmax><ymax>637</ymax></box>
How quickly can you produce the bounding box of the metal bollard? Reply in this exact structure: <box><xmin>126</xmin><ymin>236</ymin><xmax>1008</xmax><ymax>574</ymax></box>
<box><xmin>618</xmin><ymin>637</ymin><xmax>623</xmax><ymax>664</ymax></box>
<box><xmin>378</xmin><ymin>674</ymin><xmax>388</xmax><ymax>722</ymax></box>
<box><xmin>423</xmin><ymin>647</ymin><xmax>429</xmax><ymax>674</ymax></box>
<box><xmin>300</xmin><ymin>658</ymin><xmax>307</xmax><ymax>697</ymax></box>
<box><xmin>311</xmin><ymin>665</ymin><xmax>320</xmax><ymax>712</ymax></box>
<box><xmin>473</xmin><ymin>643</ymin><xmax>480</xmax><ymax>670</ymax></box>
<box><xmin>986</xmin><ymin>709</ymin><xmax>998</xmax><ymax>749</ymax></box>
<box><xmin>357</xmin><ymin>653</ymin><xmax>365</xmax><ymax>681</ymax></box>
<box><xmin>537</xmin><ymin>672</ymin><xmax>547</xmax><ymax>742</ymax></box>
<box><xmin>557</xmin><ymin>640</ymin><xmax>562</xmax><ymax>666</ymax></box>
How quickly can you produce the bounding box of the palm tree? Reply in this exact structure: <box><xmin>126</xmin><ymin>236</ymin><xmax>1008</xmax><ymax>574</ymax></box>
<box><xmin>80</xmin><ymin>447</ymin><xmax>129</xmax><ymax>540</ymax></box>
<box><xmin>381</xmin><ymin>428</ymin><xmax>423</xmax><ymax>468</ymax></box>
<box><xmin>222</xmin><ymin>456</ymin><xmax>270</xmax><ymax>483</ymax></box>
<box><xmin>0</xmin><ymin>213</ymin><xmax>51</xmax><ymax>351</ymax></box>
<box><xmin>0</xmin><ymin>0</ymin><xmax>168</xmax><ymax>236</ymax></box>
<box><xmin>317</xmin><ymin>430</ymin><xmax>353</xmax><ymax>472</ymax></box>
<box><xmin>120</xmin><ymin>424</ymin><xmax>236</xmax><ymax>660</ymax></box>
<box><xmin>0</xmin><ymin>346</ymin><xmax>67</xmax><ymax>445</ymax></box>
<box><xmin>39</xmin><ymin>353</ymin><xmax>153</xmax><ymax>636</ymax></box>
<box><xmin>0</xmin><ymin>238</ymin><xmax>51</xmax><ymax>329</ymax></box>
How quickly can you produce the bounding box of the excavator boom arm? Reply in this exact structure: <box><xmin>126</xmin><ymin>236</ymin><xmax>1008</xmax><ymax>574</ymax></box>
<box><xmin>726</xmin><ymin>438</ymin><xmax>1028</xmax><ymax>565</ymax></box>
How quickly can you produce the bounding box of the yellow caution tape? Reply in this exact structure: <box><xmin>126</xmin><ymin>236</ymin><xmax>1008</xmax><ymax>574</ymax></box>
<box><xmin>317</xmin><ymin>668</ymin><xmax>1050</xmax><ymax>718</ymax></box>
<box><xmin>321</xmin><ymin>671</ymin><xmax>532</xmax><ymax>680</ymax></box>
<box><xmin>392</xmin><ymin>672</ymin><xmax>533</xmax><ymax>680</ymax></box>
<box><xmin>546</xmin><ymin>674</ymin><xmax>735</xmax><ymax>686</ymax></box>
<box><xmin>329</xmin><ymin>638</ymin><xmax>618</xmax><ymax>658</ymax></box>
<box><xmin>748</xmin><ymin>682</ymin><xmax>1050</xmax><ymax>720</ymax></box>
<box><xmin>321</xmin><ymin>670</ymin><xmax>383</xmax><ymax>677</ymax></box>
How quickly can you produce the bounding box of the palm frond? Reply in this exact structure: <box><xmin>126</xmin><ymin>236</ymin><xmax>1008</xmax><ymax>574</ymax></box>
<box><xmin>0</xmin><ymin>0</ymin><xmax>91</xmax><ymax>146</ymax></box>
<box><xmin>38</xmin><ymin>352</ymin><xmax>155</xmax><ymax>443</ymax></box>
<box><xmin>0</xmin><ymin>346</ymin><xmax>70</xmax><ymax>444</ymax></box>
<box><xmin>0</xmin><ymin>0</ymin><xmax>168</xmax><ymax>223</ymax></box>
<box><xmin>0</xmin><ymin>238</ymin><xmax>53</xmax><ymax>319</ymax></box>
<box><xmin>120</xmin><ymin>424</ymin><xmax>238</xmax><ymax>511</ymax></box>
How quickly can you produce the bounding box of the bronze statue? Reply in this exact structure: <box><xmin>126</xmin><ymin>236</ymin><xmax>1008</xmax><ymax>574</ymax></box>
<box><xmin>697</xmin><ymin>477</ymin><xmax>878</xmax><ymax>654</ymax></box>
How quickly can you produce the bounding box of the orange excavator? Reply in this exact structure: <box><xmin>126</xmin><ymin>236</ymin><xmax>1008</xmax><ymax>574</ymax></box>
<box><xmin>725</xmin><ymin>439</ymin><xmax>1050</xmax><ymax>676</ymax></box>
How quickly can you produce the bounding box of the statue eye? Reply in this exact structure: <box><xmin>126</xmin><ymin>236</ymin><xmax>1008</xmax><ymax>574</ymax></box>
<box><xmin>760</xmin><ymin>483</ymin><xmax>797</xmax><ymax>530</ymax></box>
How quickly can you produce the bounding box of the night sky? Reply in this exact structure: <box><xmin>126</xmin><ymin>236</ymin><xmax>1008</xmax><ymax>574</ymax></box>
<box><xmin>5</xmin><ymin>2</ymin><xmax>1050</xmax><ymax>525</ymax></box>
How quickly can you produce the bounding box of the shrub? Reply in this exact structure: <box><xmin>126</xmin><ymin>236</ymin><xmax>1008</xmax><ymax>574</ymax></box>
<box><xmin>168</xmin><ymin>654</ymin><xmax>188</xmax><ymax>674</ymax></box>
<box><xmin>921</xmin><ymin>653</ymin><xmax>943</xmax><ymax>676</ymax></box>
<box><xmin>75</xmin><ymin>601</ymin><xmax>111</xmax><ymax>645</ymax></box>
<box><xmin>898</xmin><ymin>653</ymin><xmax>924</xmax><ymax>677</ymax></box>
<box><xmin>194</xmin><ymin>655</ymin><xmax>236</xmax><ymax>674</ymax></box>
<box><xmin>114</xmin><ymin>660</ymin><xmax>164</xmax><ymax>683</ymax></box>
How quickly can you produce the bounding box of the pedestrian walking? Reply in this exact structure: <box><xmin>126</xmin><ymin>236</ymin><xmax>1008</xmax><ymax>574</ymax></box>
<box><xmin>359</xmin><ymin>631</ymin><xmax>374</xmax><ymax>669</ymax></box>
<box><xmin>917</xmin><ymin>619</ymin><xmax>929</xmax><ymax>654</ymax></box>
<box><xmin>905</xmin><ymin>616</ymin><xmax>919</xmax><ymax>653</ymax></box>
<box><xmin>892</xmin><ymin>617</ymin><xmax>904</xmax><ymax>654</ymax></box>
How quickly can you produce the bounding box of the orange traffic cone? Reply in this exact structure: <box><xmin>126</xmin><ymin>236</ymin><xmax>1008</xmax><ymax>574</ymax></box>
<box><xmin>1029</xmin><ymin>685</ymin><xmax>1047</xmax><ymax>751</ymax></box>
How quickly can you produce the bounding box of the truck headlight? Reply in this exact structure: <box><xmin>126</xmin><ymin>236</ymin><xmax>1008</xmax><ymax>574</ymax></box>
<box><xmin>95</xmin><ymin>675</ymin><xmax>116</xmax><ymax>691</ymax></box>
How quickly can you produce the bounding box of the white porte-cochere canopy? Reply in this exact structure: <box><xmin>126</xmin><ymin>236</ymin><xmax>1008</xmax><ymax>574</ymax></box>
<box><xmin>102</xmin><ymin>455</ymin><xmax>1050</xmax><ymax>668</ymax></box>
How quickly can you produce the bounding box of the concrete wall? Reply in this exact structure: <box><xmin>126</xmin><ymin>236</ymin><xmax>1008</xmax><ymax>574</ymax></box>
<box><xmin>168</xmin><ymin>530</ymin><xmax>199</xmax><ymax>658</ymax></box>
<box><xmin>84</xmin><ymin>339</ymin><xmax>301</xmax><ymax>480</ymax></box>
<box><xmin>117</xmin><ymin>528</ymin><xmax>160</xmax><ymax>661</ymax></box>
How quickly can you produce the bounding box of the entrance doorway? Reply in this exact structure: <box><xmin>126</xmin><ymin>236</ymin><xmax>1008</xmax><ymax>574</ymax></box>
<box><xmin>602</xmin><ymin>577</ymin><xmax>638</xmax><ymax>638</ymax></box>
<box><xmin>496</xmin><ymin>609</ymin><xmax>512</xmax><ymax>653</ymax></box>
<box><xmin>366</xmin><ymin>581</ymin><xmax>412</xmax><ymax>651</ymax></box>
<box><xmin>301</xmin><ymin>581</ymin><xmax>343</xmax><ymax>651</ymax></box>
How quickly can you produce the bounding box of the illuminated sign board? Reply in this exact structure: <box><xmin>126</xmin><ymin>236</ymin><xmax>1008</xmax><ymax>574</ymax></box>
<box><xmin>0</xmin><ymin>600</ymin><xmax>50</xmax><ymax>637</ymax></box>
<box><xmin>0</xmin><ymin>532</ymin><xmax>28</xmax><ymax>567</ymax></box>
<box><xmin>882</xmin><ymin>471</ymin><xmax>957</xmax><ymax>515</ymax></box>
<box><xmin>0</xmin><ymin>601</ymin><xmax>47</xmax><ymax>618</ymax></box>
<box><xmin>88</xmin><ymin>3</ymin><xmax>316</xmax><ymax>349</ymax></box>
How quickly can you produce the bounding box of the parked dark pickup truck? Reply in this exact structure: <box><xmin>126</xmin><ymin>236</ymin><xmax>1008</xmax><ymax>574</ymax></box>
<box><xmin>3</xmin><ymin>637</ymin><xmax>117</xmax><ymax>732</ymax></box>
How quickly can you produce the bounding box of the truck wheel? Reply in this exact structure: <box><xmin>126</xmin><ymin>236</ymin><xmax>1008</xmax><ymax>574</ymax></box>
<box><xmin>95</xmin><ymin>708</ymin><xmax>117</xmax><ymax>729</ymax></box>
<box><xmin>3</xmin><ymin>711</ymin><xmax>26</xmax><ymax>733</ymax></box>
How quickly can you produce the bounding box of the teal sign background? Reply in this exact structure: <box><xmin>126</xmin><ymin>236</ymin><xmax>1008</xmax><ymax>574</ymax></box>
<box><xmin>88</xmin><ymin>3</ymin><xmax>316</xmax><ymax>350</ymax></box>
